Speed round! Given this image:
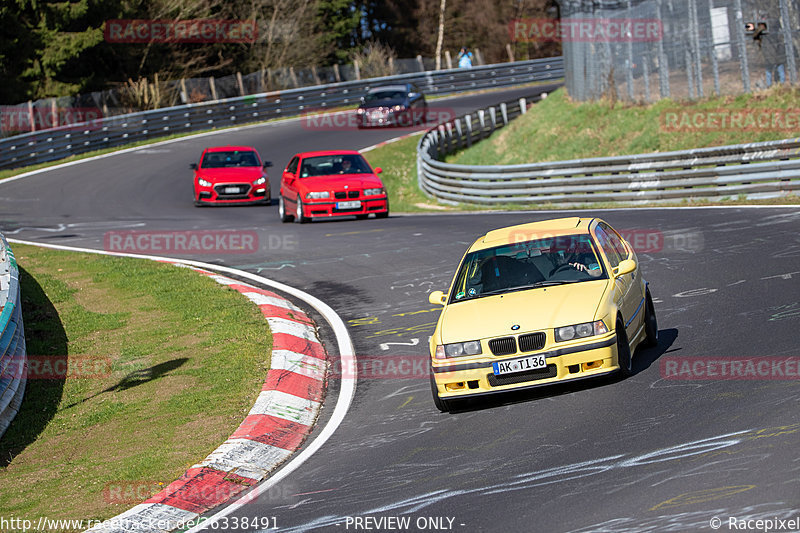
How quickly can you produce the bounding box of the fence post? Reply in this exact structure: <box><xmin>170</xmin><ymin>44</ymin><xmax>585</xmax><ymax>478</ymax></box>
<box><xmin>289</xmin><ymin>67</ymin><xmax>299</xmax><ymax>88</ymax></box>
<box><xmin>688</xmin><ymin>0</ymin><xmax>704</xmax><ymax>98</ymax></box>
<box><xmin>237</xmin><ymin>72</ymin><xmax>246</xmax><ymax>96</ymax></box>
<box><xmin>506</xmin><ymin>44</ymin><xmax>515</xmax><ymax>63</ymax></box>
<box><xmin>656</xmin><ymin>0</ymin><xmax>670</xmax><ymax>98</ymax></box>
<box><xmin>50</xmin><ymin>98</ymin><xmax>58</xmax><ymax>129</ymax></box>
<box><xmin>180</xmin><ymin>78</ymin><xmax>188</xmax><ymax>103</ymax></box>
<box><xmin>209</xmin><ymin>76</ymin><xmax>218</xmax><ymax>101</ymax></box>
<box><xmin>445</xmin><ymin>50</ymin><xmax>453</xmax><ymax>70</ymax></box>
<box><xmin>779</xmin><ymin>0</ymin><xmax>798</xmax><ymax>84</ymax></box>
<box><xmin>354</xmin><ymin>60</ymin><xmax>361</xmax><ymax>81</ymax></box>
<box><xmin>333</xmin><ymin>63</ymin><xmax>341</xmax><ymax>82</ymax></box>
<box><xmin>733</xmin><ymin>0</ymin><xmax>751</xmax><ymax>93</ymax></box>
<box><xmin>27</xmin><ymin>100</ymin><xmax>35</xmax><ymax>132</ymax></box>
<box><xmin>311</xmin><ymin>65</ymin><xmax>321</xmax><ymax>85</ymax></box>
<box><xmin>475</xmin><ymin>48</ymin><xmax>484</xmax><ymax>66</ymax></box>
<box><xmin>416</xmin><ymin>55</ymin><xmax>425</xmax><ymax>72</ymax></box>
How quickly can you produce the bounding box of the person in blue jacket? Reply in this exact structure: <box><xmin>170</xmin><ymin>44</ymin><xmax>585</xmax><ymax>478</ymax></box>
<box><xmin>458</xmin><ymin>46</ymin><xmax>473</xmax><ymax>68</ymax></box>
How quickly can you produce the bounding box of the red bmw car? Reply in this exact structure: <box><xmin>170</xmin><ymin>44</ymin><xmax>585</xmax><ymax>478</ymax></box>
<box><xmin>191</xmin><ymin>146</ymin><xmax>272</xmax><ymax>206</ymax></box>
<box><xmin>279</xmin><ymin>150</ymin><xmax>389</xmax><ymax>223</ymax></box>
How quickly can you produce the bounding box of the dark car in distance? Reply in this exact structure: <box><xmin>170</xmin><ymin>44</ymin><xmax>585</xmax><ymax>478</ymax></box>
<box><xmin>357</xmin><ymin>83</ymin><xmax>427</xmax><ymax>128</ymax></box>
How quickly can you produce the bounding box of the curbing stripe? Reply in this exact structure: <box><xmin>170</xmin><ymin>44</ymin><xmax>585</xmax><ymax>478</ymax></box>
<box><xmin>144</xmin><ymin>467</ymin><xmax>256</xmax><ymax>514</ymax></box>
<box><xmin>248</xmin><ymin>389</ymin><xmax>320</xmax><ymax>427</ymax></box>
<box><xmin>272</xmin><ymin>332</ymin><xmax>328</xmax><ymax>359</ymax></box>
<box><xmin>231</xmin><ymin>414</ymin><xmax>310</xmax><ymax>449</ymax></box>
<box><xmin>270</xmin><ymin>349</ymin><xmax>327</xmax><ymax>380</ymax></box>
<box><xmin>257</xmin><ymin>303</ymin><xmax>314</xmax><ymax>324</ymax></box>
<box><xmin>264</xmin><ymin>316</ymin><xmax>319</xmax><ymax>342</ymax></box>
<box><xmin>263</xmin><ymin>369</ymin><xmax>324</xmax><ymax>402</ymax></box>
<box><xmin>92</xmin><ymin>503</ymin><xmax>197</xmax><ymax>532</ymax></box>
<box><xmin>194</xmin><ymin>438</ymin><xmax>294</xmax><ymax>481</ymax></box>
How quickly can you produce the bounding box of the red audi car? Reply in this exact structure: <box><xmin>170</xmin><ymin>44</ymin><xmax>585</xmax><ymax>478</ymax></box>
<box><xmin>191</xmin><ymin>146</ymin><xmax>272</xmax><ymax>206</ymax></box>
<box><xmin>279</xmin><ymin>150</ymin><xmax>389</xmax><ymax>223</ymax></box>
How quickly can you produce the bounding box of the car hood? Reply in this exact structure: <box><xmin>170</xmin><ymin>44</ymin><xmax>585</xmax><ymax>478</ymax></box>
<box><xmin>196</xmin><ymin>167</ymin><xmax>264</xmax><ymax>183</ymax></box>
<box><xmin>360</xmin><ymin>98</ymin><xmax>407</xmax><ymax>109</ymax></box>
<box><xmin>297</xmin><ymin>174</ymin><xmax>383</xmax><ymax>191</ymax></box>
<box><xmin>438</xmin><ymin>280</ymin><xmax>610</xmax><ymax>344</ymax></box>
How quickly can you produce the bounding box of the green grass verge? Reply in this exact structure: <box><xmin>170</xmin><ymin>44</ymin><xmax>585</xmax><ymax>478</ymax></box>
<box><xmin>447</xmin><ymin>85</ymin><xmax>800</xmax><ymax>165</ymax></box>
<box><xmin>366</xmin><ymin>85</ymin><xmax>800</xmax><ymax>212</ymax></box>
<box><xmin>0</xmin><ymin>245</ymin><xmax>271</xmax><ymax>526</ymax></box>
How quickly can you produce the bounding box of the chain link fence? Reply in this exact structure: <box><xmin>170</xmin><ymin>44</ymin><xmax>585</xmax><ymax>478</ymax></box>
<box><xmin>559</xmin><ymin>0</ymin><xmax>799</xmax><ymax>101</ymax></box>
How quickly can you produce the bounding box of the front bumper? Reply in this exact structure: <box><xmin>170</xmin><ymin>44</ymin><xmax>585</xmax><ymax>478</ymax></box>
<box><xmin>303</xmin><ymin>197</ymin><xmax>389</xmax><ymax>218</ymax></box>
<box><xmin>195</xmin><ymin>184</ymin><xmax>270</xmax><ymax>205</ymax></box>
<box><xmin>431</xmin><ymin>334</ymin><xmax>619</xmax><ymax>399</ymax></box>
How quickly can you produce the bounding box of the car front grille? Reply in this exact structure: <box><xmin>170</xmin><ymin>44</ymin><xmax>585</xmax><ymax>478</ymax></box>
<box><xmin>519</xmin><ymin>332</ymin><xmax>546</xmax><ymax>352</ymax></box>
<box><xmin>489</xmin><ymin>337</ymin><xmax>516</xmax><ymax>356</ymax></box>
<box><xmin>488</xmin><ymin>364</ymin><xmax>557</xmax><ymax>387</ymax></box>
<box><xmin>214</xmin><ymin>184</ymin><xmax>250</xmax><ymax>197</ymax></box>
<box><xmin>334</xmin><ymin>191</ymin><xmax>360</xmax><ymax>199</ymax></box>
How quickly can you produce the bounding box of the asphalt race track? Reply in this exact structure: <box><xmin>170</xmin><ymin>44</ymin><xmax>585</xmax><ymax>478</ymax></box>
<box><xmin>2</xmin><ymin>84</ymin><xmax>800</xmax><ymax>532</ymax></box>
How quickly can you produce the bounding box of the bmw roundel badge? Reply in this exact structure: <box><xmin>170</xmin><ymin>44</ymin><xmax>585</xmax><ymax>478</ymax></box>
<box><xmin>511</xmin><ymin>324</ymin><xmax>520</xmax><ymax>331</ymax></box>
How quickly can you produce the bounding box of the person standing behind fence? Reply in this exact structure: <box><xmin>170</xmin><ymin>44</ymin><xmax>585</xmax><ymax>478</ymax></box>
<box><xmin>753</xmin><ymin>22</ymin><xmax>785</xmax><ymax>88</ymax></box>
<box><xmin>458</xmin><ymin>46</ymin><xmax>474</xmax><ymax>68</ymax></box>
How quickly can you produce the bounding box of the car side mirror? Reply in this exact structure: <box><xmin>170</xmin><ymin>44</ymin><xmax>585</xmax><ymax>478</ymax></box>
<box><xmin>374</xmin><ymin>167</ymin><xmax>383</xmax><ymax>174</ymax></box>
<box><xmin>428</xmin><ymin>290</ymin><xmax>446</xmax><ymax>306</ymax></box>
<box><xmin>189</xmin><ymin>163</ymin><xmax>198</xmax><ymax>170</ymax></box>
<box><xmin>409</xmin><ymin>92</ymin><xmax>419</xmax><ymax>99</ymax></box>
<box><xmin>263</xmin><ymin>161</ymin><xmax>273</xmax><ymax>168</ymax></box>
<box><xmin>614</xmin><ymin>259</ymin><xmax>636</xmax><ymax>278</ymax></box>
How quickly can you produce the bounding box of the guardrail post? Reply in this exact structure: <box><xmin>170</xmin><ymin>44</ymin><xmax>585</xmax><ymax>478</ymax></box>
<box><xmin>454</xmin><ymin>119</ymin><xmax>464</xmax><ymax>150</ymax></box>
<box><xmin>489</xmin><ymin>106</ymin><xmax>497</xmax><ymax>132</ymax></box>
<box><xmin>465</xmin><ymin>115</ymin><xmax>473</xmax><ymax>147</ymax></box>
<box><xmin>519</xmin><ymin>98</ymin><xmax>527</xmax><ymax>114</ymax></box>
<box><xmin>500</xmin><ymin>102</ymin><xmax>508</xmax><ymax>125</ymax></box>
<box><xmin>478</xmin><ymin>109</ymin><xmax>486</xmax><ymax>140</ymax></box>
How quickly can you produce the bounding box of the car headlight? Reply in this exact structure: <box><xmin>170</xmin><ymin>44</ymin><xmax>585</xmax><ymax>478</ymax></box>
<box><xmin>435</xmin><ymin>341</ymin><xmax>482</xmax><ymax>359</ymax></box>
<box><xmin>306</xmin><ymin>191</ymin><xmax>330</xmax><ymax>199</ymax></box>
<box><xmin>554</xmin><ymin>320</ymin><xmax>608</xmax><ymax>342</ymax></box>
<box><xmin>253</xmin><ymin>176</ymin><xmax>267</xmax><ymax>185</ymax></box>
<box><xmin>392</xmin><ymin>104</ymin><xmax>406</xmax><ymax>112</ymax></box>
<box><xmin>357</xmin><ymin>108</ymin><xmax>365</xmax><ymax>114</ymax></box>
<box><xmin>197</xmin><ymin>178</ymin><xmax>212</xmax><ymax>187</ymax></box>
<box><xmin>363</xmin><ymin>187</ymin><xmax>385</xmax><ymax>196</ymax></box>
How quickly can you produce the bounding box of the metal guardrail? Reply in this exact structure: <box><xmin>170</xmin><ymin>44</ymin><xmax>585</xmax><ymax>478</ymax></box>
<box><xmin>0</xmin><ymin>57</ymin><xmax>564</xmax><ymax>171</ymax></box>
<box><xmin>0</xmin><ymin>234</ymin><xmax>26</xmax><ymax>440</ymax></box>
<box><xmin>417</xmin><ymin>99</ymin><xmax>800</xmax><ymax>205</ymax></box>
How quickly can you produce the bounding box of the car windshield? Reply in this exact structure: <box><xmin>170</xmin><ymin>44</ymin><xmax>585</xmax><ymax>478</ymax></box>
<box><xmin>299</xmin><ymin>154</ymin><xmax>372</xmax><ymax>177</ymax></box>
<box><xmin>364</xmin><ymin>90</ymin><xmax>406</xmax><ymax>102</ymax></box>
<box><xmin>448</xmin><ymin>233</ymin><xmax>607</xmax><ymax>303</ymax></box>
<box><xmin>201</xmin><ymin>150</ymin><xmax>259</xmax><ymax>168</ymax></box>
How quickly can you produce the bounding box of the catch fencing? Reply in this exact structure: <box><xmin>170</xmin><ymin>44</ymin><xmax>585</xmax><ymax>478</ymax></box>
<box><xmin>558</xmin><ymin>0</ymin><xmax>799</xmax><ymax>101</ymax></box>
<box><xmin>0</xmin><ymin>234</ymin><xmax>26</xmax><ymax>440</ymax></box>
<box><xmin>0</xmin><ymin>57</ymin><xmax>563</xmax><ymax>171</ymax></box>
<box><xmin>417</xmin><ymin>95</ymin><xmax>800</xmax><ymax>205</ymax></box>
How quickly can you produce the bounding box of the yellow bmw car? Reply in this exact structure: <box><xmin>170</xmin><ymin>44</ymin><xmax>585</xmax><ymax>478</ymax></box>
<box><xmin>427</xmin><ymin>217</ymin><xmax>657</xmax><ymax>412</ymax></box>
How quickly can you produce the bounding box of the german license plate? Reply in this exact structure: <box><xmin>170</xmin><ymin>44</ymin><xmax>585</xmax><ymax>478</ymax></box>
<box><xmin>224</xmin><ymin>187</ymin><xmax>240</xmax><ymax>194</ymax></box>
<box><xmin>336</xmin><ymin>201</ymin><xmax>361</xmax><ymax>209</ymax></box>
<box><xmin>492</xmin><ymin>354</ymin><xmax>547</xmax><ymax>375</ymax></box>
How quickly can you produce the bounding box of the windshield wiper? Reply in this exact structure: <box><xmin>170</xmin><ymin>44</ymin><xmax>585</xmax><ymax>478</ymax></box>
<box><xmin>475</xmin><ymin>280</ymin><xmax>580</xmax><ymax>297</ymax></box>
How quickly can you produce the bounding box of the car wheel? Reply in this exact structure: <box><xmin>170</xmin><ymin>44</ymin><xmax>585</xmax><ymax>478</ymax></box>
<box><xmin>430</xmin><ymin>372</ymin><xmax>450</xmax><ymax>413</ymax></box>
<box><xmin>616</xmin><ymin>318</ymin><xmax>633</xmax><ymax>377</ymax></box>
<box><xmin>295</xmin><ymin>198</ymin><xmax>309</xmax><ymax>224</ymax></box>
<box><xmin>279</xmin><ymin>196</ymin><xmax>294</xmax><ymax>222</ymax></box>
<box><xmin>643</xmin><ymin>290</ymin><xmax>658</xmax><ymax>348</ymax></box>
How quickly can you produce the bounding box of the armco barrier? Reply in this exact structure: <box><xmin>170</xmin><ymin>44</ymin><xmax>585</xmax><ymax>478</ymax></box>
<box><xmin>0</xmin><ymin>233</ymin><xmax>26</xmax><ymax>440</ymax></box>
<box><xmin>0</xmin><ymin>57</ymin><xmax>563</xmax><ymax>171</ymax></box>
<box><xmin>417</xmin><ymin>99</ymin><xmax>800</xmax><ymax>205</ymax></box>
